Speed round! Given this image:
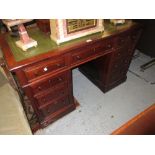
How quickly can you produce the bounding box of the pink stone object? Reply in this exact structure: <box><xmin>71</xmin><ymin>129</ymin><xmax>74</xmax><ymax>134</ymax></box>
<box><xmin>18</xmin><ymin>24</ymin><xmax>30</xmax><ymax>44</ymax></box>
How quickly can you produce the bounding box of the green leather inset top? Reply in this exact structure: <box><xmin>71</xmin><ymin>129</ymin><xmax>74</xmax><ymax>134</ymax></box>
<box><xmin>6</xmin><ymin>29</ymin><xmax>58</xmax><ymax>62</ymax></box>
<box><xmin>6</xmin><ymin>20</ymin><xmax>134</xmax><ymax>62</ymax></box>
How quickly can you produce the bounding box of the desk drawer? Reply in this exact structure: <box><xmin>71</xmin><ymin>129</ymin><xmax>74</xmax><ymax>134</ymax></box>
<box><xmin>114</xmin><ymin>47</ymin><xmax>129</xmax><ymax>59</ymax></box>
<box><xmin>71</xmin><ymin>40</ymin><xmax>113</xmax><ymax>65</ymax></box>
<box><xmin>40</xmin><ymin>96</ymin><xmax>70</xmax><ymax>118</ymax></box>
<box><xmin>111</xmin><ymin>57</ymin><xmax>131</xmax><ymax>70</ymax></box>
<box><xmin>115</xmin><ymin>32</ymin><xmax>130</xmax><ymax>48</ymax></box>
<box><xmin>113</xmin><ymin>46</ymin><xmax>134</xmax><ymax>66</ymax></box>
<box><xmin>109</xmin><ymin>57</ymin><xmax>131</xmax><ymax>82</ymax></box>
<box><xmin>35</xmin><ymin>83</ymin><xmax>67</xmax><ymax>108</ymax></box>
<box><xmin>130</xmin><ymin>29</ymin><xmax>142</xmax><ymax>42</ymax></box>
<box><xmin>109</xmin><ymin>69</ymin><xmax>127</xmax><ymax>83</ymax></box>
<box><xmin>23</xmin><ymin>57</ymin><xmax>66</xmax><ymax>82</ymax></box>
<box><xmin>30</xmin><ymin>72</ymin><xmax>67</xmax><ymax>95</ymax></box>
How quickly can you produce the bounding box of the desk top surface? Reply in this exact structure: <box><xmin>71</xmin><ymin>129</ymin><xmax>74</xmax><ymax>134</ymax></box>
<box><xmin>6</xmin><ymin>20</ymin><xmax>135</xmax><ymax>61</ymax></box>
<box><xmin>0</xmin><ymin>20</ymin><xmax>139</xmax><ymax>70</ymax></box>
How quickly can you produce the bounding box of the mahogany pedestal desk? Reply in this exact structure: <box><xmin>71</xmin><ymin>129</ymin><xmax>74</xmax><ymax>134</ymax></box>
<box><xmin>0</xmin><ymin>21</ymin><xmax>142</xmax><ymax>132</ymax></box>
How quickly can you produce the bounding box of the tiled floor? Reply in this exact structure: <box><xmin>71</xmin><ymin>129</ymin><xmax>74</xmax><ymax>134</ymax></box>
<box><xmin>129</xmin><ymin>52</ymin><xmax>155</xmax><ymax>84</ymax></box>
<box><xmin>35</xmin><ymin>51</ymin><xmax>155</xmax><ymax>135</ymax></box>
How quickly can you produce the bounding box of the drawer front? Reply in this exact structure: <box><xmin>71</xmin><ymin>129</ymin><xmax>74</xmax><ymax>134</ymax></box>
<box><xmin>113</xmin><ymin>43</ymin><xmax>135</xmax><ymax>65</ymax></box>
<box><xmin>35</xmin><ymin>83</ymin><xmax>68</xmax><ymax>108</ymax></box>
<box><xmin>130</xmin><ymin>29</ymin><xmax>142</xmax><ymax>42</ymax></box>
<box><xmin>114</xmin><ymin>47</ymin><xmax>130</xmax><ymax>59</ymax></box>
<box><xmin>93</xmin><ymin>40</ymin><xmax>113</xmax><ymax>53</ymax></box>
<box><xmin>40</xmin><ymin>96</ymin><xmax>70</xmax><ymax>118</ymax></box>
<box><xmin>23</xmin><ymin>57</ymin><xmax>66</xmax><ymax>82</ymax></box>
<box><xmin>111</xmin><ymin>58</ymin><xmax>131</xmax><ymax>73</ymax></box>
<box><xmin>30</xmin><ymin>72</ymin><xmax>67</xmax><ymax>95</ymax></box>
<box><xmin>109</xmin><ymin>67</ymin><xmax>127</xmax><ymax>82</ymax></box>
<box><xmin>115</xmin><ymin>32</ymin><xmax>130</xmax><ymax>48</ymax></box>
<box><xmin>71</xmin><ymin>40</ymin><xmax>113</xmax><ymax>65</ymax></box>
<box><xmin>109</xmin><ymin>57</ymin><xmax>131</xmax><ymax>82</ymax></box>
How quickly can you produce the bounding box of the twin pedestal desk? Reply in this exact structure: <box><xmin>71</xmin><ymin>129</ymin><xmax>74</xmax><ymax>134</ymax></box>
<box><xmin>0</xmin><ymin>21</ymin><xmax>142</xmax><ymax>132</ymax></box>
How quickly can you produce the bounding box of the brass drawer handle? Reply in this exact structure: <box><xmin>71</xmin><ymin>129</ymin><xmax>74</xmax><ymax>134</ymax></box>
<box><xmin>62</xmin><ymin>99</ymin><xmax>66</xmax><ymax>105</ymax></box>
<box><xmin>43</xmin><ymin>98</ymin><xmax>46</xmax><ymax>102</ymax></box>
<box><xmin>58</xmin><ymin>77</ymin><xmax>63</xmax><ymax>81</ymax></box>
<box><xmin>38</xmin><ymin>86</ymin><xmax>42</xmax><ymax>91</ymax></box>
<box><xmin>53</xmin><ymin>101</ymin><xmax>58</xmax><ymax>105</ymax></box>
<box><xmin>121</xmin><ymin>71</ymin><xmax>126</xmax><ymax>75</ymax></box>
<box><xmin>43</xmin><ymin>67</ymin><xmax>48</xmax><ymax>72</ymax></box>
<box><xmin>49</xmin><ymin>79</ymin><xmax>52</xmax><ymax>83</ymax></box>
<box><xmin>107</xmin><ymin>44</ymin><xmax>112</xmax><ymax>48</ymax></box>
<box><xmin>61</xmin><ymin>91</ymin><xmax>65</xmax><ymax>95</ymax></box>
<box><xmin>114</xmin><ymin>64</ymin><xmax>118</xmax><ymax>68</ymax></box>
<box><xmin>56</xmin><ymin>63</ymin><xmax>61</xmax><ymax>67</ymax></box>
<box><xmin>76</xmin><ymin>55</ymin><xmax>81</xmax><ymax>60</ymax></box>
<box><xmin>47</xmin><ymin>109</ymin><xmax>51</xmax><ymax>114</ymax></box>
<box><xmin>132</xmin><ymin>35</ymin><xmax>137</xmax><ymax>40</ymax></box>
<box><xmin>124</xmin><ymin>60</ymin><xmax>128</xmax><ymax>64</ymax></box>
<box><xmin>117</xmin><ymin>52</ymin><xmax>121</xmax><ymax>56</ymax></box>
<box><xmin>121</xmin><ymin>39</ymin><xmax>124</xmax><ymax>43</ymax></box>
<box><xmin>34</xmin><ymin>72</ymin><xmax>39</xmax><ymax>76</ymax></box>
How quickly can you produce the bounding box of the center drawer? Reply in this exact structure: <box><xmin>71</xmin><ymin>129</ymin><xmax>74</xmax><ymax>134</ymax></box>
<box><xmin>23</xmin><ymin>56</ymin><xmax>66</xmax><ymax>82</ymax></box>
<box><xmin>71</xmin><ymin>39</ymin><xmax>113</xmax><ymax>65</ymax></box>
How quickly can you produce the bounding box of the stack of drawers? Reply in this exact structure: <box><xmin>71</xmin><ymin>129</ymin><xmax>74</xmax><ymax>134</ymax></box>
<box><xmin>107</xmin><ymin>28</ymin><xmax>142</xmax><ymax>88</ymax></box>
<box><xmin>20</xmin><ymin>56</ymin><xmax>75</xmax><ymax>128</ymax></box>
